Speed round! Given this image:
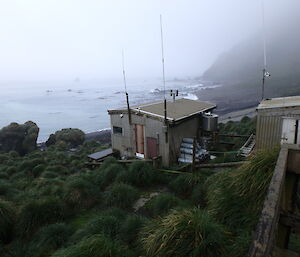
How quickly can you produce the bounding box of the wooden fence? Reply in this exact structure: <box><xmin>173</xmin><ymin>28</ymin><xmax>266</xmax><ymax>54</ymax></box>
<box><xmin>248</xmin><ymin>145</ymin><xmax>300</xmax><ymax>257</ymax></box>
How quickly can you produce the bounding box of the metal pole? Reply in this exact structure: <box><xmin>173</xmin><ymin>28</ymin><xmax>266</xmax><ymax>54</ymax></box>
<box><xmin>122</xmin><ymin>50</ymin><xmax>132</xmax><ymax>124</ymax></box>
<box><xmin>160</xmin><ymin>15</ymin><xmax>168</xmax><ymax>143</ymax></box>
<box><xmin>262</xmin><ymin>68</ymin><xmax>265</xmax><ymax>100</ymax></box>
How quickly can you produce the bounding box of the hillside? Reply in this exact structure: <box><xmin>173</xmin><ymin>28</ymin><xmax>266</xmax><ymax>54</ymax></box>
<box><xmin>199</xmin><ymin>17</ymin><xmax>300</xmax><ymax>113</ymax></box>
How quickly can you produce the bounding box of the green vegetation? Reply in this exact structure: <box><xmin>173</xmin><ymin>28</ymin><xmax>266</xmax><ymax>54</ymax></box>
<box><xmin>104</xmin><ymin>182</ymin><xmax>139</xmax><ymax>209</ymax></box>
<box><xmin>0</xmin><ymin>121</ymin><xmax>39</xmax><ymax>155</ymax></box>
<box><xmin>46</xmin><ymin>128</ymin><xmax>85</xmax><ymax>147</ymax></box>
<box><xmin>141</xmin><ymin>208</ymin><xmax>228</xmax><ymax>257</ymax></box>
<box><xmin>0</xmin><ymin>119</ymin><xmax>296</xmax><ymax>257</ymax></box>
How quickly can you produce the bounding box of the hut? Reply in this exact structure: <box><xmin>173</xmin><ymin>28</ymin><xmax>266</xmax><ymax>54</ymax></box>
<box><xmin>108</xmin><ymin>98</ymin><xmax>216</xmax><ymax>167</ymax></box>
<box><xmin>256</xmin><ymin>95</ymin><xmax>300</xmax><ymax>149</ymax></box>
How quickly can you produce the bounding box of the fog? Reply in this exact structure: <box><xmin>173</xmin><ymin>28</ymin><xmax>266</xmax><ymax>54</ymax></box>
<box><xmin>0</xmin><ymin>0</ymin><xmax>299</xmax><ymax>81</ymax></box>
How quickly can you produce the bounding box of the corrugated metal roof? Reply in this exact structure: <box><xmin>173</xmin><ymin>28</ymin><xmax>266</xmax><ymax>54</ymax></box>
<box><xmin>108</xmin><ymin>98</ymin><xmax>216</xmax><ymax>121</ymax></box>
<box><xmin>258</xmin><ymin>95</ymin><xmax>300</xmax><ymax>110</ymax></box>
<box><xmin>88</xmin><ymin>148</ymin><xmax>113</xmax><ymax>160</ymax></box>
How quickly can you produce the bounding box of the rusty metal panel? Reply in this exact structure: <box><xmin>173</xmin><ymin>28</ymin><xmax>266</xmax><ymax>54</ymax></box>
<box><xmin>146</xmin><ymin>137</ymin><xmax>158</xmax><ymax>159</ymax></box>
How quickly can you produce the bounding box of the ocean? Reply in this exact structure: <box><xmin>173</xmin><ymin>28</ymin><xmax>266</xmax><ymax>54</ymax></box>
<box><xmin>0</xmin><ymin>78</ymin><xmax>221</xmax><ymax>142</ymax></box>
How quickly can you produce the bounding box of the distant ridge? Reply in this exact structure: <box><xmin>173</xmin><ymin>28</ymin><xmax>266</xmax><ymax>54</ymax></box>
<box><xmin>202</xmin><ymin>16</ymin><xmax>300</xmax><ymax>99</ymax></box>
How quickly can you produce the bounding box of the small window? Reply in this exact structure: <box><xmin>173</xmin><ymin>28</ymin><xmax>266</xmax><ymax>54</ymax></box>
<box><xmin>113</xmin><ymin>126</ymin><xmax>123</xmax><ymax>135</ymax></box>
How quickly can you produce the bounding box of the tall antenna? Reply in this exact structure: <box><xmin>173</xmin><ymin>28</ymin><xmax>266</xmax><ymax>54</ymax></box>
<box><xmin>122</xmin><ymin>50</ymin><xmax>128</xmax><ymax>93</ymax></box>
<box><xmin>160</xmin><ymin>15</ymin><xmax>168</xmax><ymax>143</ymax></box>
<box><xmin>260</xmin><ymin>0</ymin><xmax>270</xmax><ymax>100</ymax></box>
<box><xmin>122</xmin><ymin>50</ymin><xmax>132</xmax><ymax>124</ymax></box>
<box><xmin>160</xmin><ymin>15</ymin><xmax>166</xmax><ymax>99</ymax></box>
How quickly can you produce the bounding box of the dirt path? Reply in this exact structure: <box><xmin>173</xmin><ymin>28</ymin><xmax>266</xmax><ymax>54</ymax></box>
<box><xmin>133</xmin><ymin>186</ymin><xmax>168</xmax><ymax>212</ymax></box>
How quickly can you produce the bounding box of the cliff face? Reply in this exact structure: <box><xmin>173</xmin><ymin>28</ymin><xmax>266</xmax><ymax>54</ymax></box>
<box><xmin>202</xmin><ymin>17</ymin><xmax>300</xmax><ymax>98</ymax></box>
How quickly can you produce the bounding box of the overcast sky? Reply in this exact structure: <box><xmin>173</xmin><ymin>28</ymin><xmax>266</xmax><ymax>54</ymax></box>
<box><xmin>0</xmin><ymin>0</ymin><xmax>299</xmax><ymax>81</ymax></box>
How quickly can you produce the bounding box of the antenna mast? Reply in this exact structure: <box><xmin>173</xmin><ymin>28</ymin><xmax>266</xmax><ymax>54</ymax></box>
<box><xmin>160</xmin><ymin>15</ymin><xmax>168</xmax><ymax>143</ymax></box>
<box><xmin>261</xmin><ymin>0</ymin><xmax>270</xmax><ymax>100</ymax></box>
<box><xmin>122</xmin><ymin>50</ymin><xmax>132</xmax><ymax>124</ymax></box>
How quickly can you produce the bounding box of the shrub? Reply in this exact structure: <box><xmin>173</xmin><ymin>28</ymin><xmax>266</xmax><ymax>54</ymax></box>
<box><xmin>223</xmin><ymin>231</ymin><xmax>252</xmax><ymax>257</ymax></box>
<box><xmin>119</xmin><ymin>214</ymin><xmax>148</xmax><ymax>245</ymax></box>
<box><xmin>191</xmin><ymin>183</ymin><xmax>207</xmax><ymax>207</ymax></box>
<box><xmin>141</xmin><ymin>208</ymin><xmax>228</xmax><ymax>257</ymax></box>
<box><xmin>100</xmin><ymin>157</ymin><xmax>118</xmax><ymax>170</ymax></box>
<box><xmin>47</xmin><ymin>128</ymin><xmax>85</xmax><ymax>148</ymax></box>
<box><xmin>28</xmin><ymin>223</ymin><xmax>74</xmax><ymax>257</ymax></box>
<box><xmin>45</xmin><ymin>165</ymin><xmax>69</xmax><ymax>176</ymax></box>
<box><xmin>63</xmin><ymin>176</ymin><xmax>102</xmax><ymax>209</ymax></box>
<box><xmin>18</xmin><ymin>158</ymin><xmax>44</xmax><ymax>174</ymax></box>
<box><xmin>0</xmin><ymin>171</ymin><xmax>8</xmax><ymax>180</ymax></box>
<box><xmin>71</xmin><ymin>214</ymin><xmax>122</xmax><ymax>242</ymax></box>
<box><xmin>169</xmin><ymin>172</ymin><xmax>203</xmax><ymax>198</ymax></box>
<box><xmin>17</xmin><ymin>198</ymin><xmax>66</xmax><ymax>238</ymax></box>
<box><xmin>145</xmin><ymin>193</ymin><xmax>188</xmax><ymax>216</ymax></box>
<box><xmin>0</xmin><ymin>200</ymin><xmax>15</xmax><ymax>244</ymax></box>
<box><xmin>0</xmin><ymin>121</ymin><xmax>39</xmax><ymax>155</ymax></box>
<box><xmin>207</xmin><ymin>148</ymin><xmax>279</xmax><ymax>230</ymax></box>
<box><xmin>32</xmin><ymin>164</ymin><xmax>46</xmax><ymax>177</ymax></box>
<box><xmin>0</xmin><ymin>181</ymin><xmax>18</xmax><ymax>200</ymax></box>
<box><xmin>104</xmin><ymin>183</ymin><xmax>139</xmax><ymax>209</ymax></box>
<box><xmin>95</xmin><ymin>163</ymin><xmax>124</xmax><ymax>189</ymax></box>
<box><xmin>41</xmin><ymin>171</ymin><xmax>59</xmax><ymax>179</ymax></box>
<box><xmin>116</xmin><ymin>162</ymin><xmax>156</xmax><ymax>187</ymax></box>
<box><xmin>6</xmin><ymin>166</ymin><xmax>18</xmax><ymax>176</ymax></box>
<box><xmin>51</xmin><ymin>234</ymin><xmax>131</xmax><ymax>257</ymax></box>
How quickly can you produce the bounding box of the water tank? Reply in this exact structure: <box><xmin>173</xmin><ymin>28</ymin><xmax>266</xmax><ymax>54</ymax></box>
<box><xmin>202</xmin><ymin>113</ymin><xmax>218</xmax><ymax>132</ymax></box>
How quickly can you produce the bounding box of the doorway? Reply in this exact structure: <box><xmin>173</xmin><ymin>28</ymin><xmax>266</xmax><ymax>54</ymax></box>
<box><xmin>135</xmin><ymin>125</ymin><xmax>145</xmax><ymax>158</ymax></box>
<box><xmin>147</xmin><ymin>137</ymin><xmax>158</xmax><ymax>159</ymax></box>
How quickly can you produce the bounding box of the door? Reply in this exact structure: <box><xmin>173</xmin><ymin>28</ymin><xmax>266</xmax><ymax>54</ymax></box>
<box><xmin>147</xmin><ymin>137</ymin><xmax>158</xmax><ymax>159</ymax></box>
<box><xmin>281</xmin><ymin>118</ymin><xmax>296</xmax><ymax>144</ymax></box>
<box><xmin>135</xmin><ymin>125</ymin><xmax>145</xmax><ymax>158</ymax></box>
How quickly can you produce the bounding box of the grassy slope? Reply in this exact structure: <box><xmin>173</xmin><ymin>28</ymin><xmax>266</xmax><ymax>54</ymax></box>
<box><xmin>0</xmin><ymin>119</ymin><xmax>298</xmax><ymax>257</ymax></box>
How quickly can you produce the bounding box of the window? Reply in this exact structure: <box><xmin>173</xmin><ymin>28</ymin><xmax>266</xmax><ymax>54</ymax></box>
<box><xmin>113</xmin><ymin>126</ymin><xmax>123</xmax><ymax>135</ymax></box>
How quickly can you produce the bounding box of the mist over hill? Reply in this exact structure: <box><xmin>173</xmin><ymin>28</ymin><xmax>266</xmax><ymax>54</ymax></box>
<box><xmin>201</xmin><ymin>15</ymin><xmax>300</xmax><ymax>105</ymax></box>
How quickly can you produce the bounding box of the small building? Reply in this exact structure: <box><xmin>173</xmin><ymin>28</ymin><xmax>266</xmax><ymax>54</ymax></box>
<box><xmin>108</xmin><ymin>98</ymin><xmax>216</xmax><ymax>167</ymax></box>
<box><xmin>256</xmin><ymin>95</ymin><xmax>300</xmax><ymax>149</ymax></box>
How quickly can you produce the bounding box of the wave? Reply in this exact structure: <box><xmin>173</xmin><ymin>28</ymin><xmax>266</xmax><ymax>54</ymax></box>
<box><xmin>184</xmin><ymin>93</ymin><xmax>198</xmax><ymax>100</ymax></box>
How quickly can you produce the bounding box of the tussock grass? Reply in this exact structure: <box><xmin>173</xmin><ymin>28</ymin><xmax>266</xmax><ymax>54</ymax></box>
<box><xmin>104</xmin><ymin>182</ymin><xmax>139</xmax><ymax>209</ymax></box>
<box><xmin>95</xmin><ymin>163</ymin><xmax>124</xmax><ymax>189</ymax></box>
<box><xmin>207</xmin><ymin>148</ymin><xmax>279</xmax><ymax>230</ymax></box>
<box><xmin>71</xmin><ymin>214</ymin><xmax>121</xmax><ymax>242</ymax></box>
<box><xmin>17</xmin><ymin>197</ymin><xmax>66</xmax><ymax>238</ymax></box>
<box><xmin>51</xmin><ymin>234</ymin><xmax>131</xmax><ymax>257</ymax></box>
<box><xmin>0</xmin><ymin>171</ymin><xmax>9</xmax><ymax>180</ymax></box>
<box><xmin>0</xmin><ymin>200</ymin><xmax>15</xmax><ymax>244</ymax></box>
<box><xmin>119</xmin><ymin>214</ymin><xmax>148</xmax><ymax>245</ymax></box>
<box><xmin>63</xmin><ymin>176</ymin><xmax>102</xmax><ymax>210</ymax></box>
<box><xmin>169</xmin><ymin>172</ymin><xmax>207</xmax><ymax>198</ymax></box>
<box><xmin>145</xmin><ymin>193</ymin><xmax>188</xmax><ymax>216</ymax></box>
<box><xmin>41</xmin><ymin>171</ymin><xmax>59</xmax><ymax>179</ymax></box>
<box><xmin>0</xmin><ymin>181</ymin><xmax>18</xmax><ymax>199</ymax></box>
<box><xmin>116</xmin><ymin>162</ymin><xmax>157</xmax><ymax>187</ymax></box>
<box><xmin>28</xmin><ymin>223</ymin><xmax>74</xmax><ymax>257</ymax></box>
<box><xmin>141</xmin><ymin>208</ymin><xmax>228</xmax><ymax>257</ymax></box>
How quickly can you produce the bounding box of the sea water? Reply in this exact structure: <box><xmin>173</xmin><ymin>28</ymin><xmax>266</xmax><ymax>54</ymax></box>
<box><xmin>0</xmin><ymin>78</ymin><xmax>220</xmax><ymax>142</ymax></box>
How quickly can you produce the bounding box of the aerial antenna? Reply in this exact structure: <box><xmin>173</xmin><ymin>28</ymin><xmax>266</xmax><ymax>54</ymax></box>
<box><xmin>160</xmin><ymin>14</ymin><xmax>168</xmax><ymax>143</ymax></box>
<box><xmin>160</xmin><ymin>15</ymin><xmax>166</xmax><ymax>100</ymax></box>
<box><xmin>122</xmin><ymin>49</ymin><xmax>132</xmax><ymax>124</ymax></box>
<box><xmin>260</xmin><ymin>0</ymin><xmax>270</xmax><ymax>100</ymax></box>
